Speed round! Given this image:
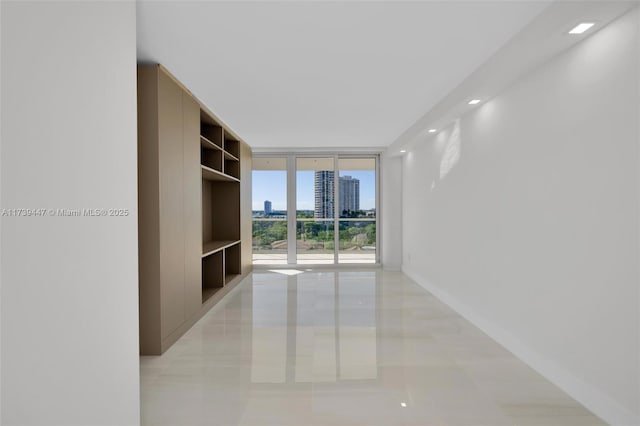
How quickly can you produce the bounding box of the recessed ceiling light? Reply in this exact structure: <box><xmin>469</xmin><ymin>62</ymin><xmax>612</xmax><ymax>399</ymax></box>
<box><xmin>428</xmin><ymin>129</ymin><xmax>437</xmax><ymax>133</ymax></box>
<box><xmin>400</xmin><ymin>150</ymin><xmax>406</xmax><ymax>153</ymax></box>
<box><xmin>468</xmin><ymin>99</ymin><xmax>481</xmax><ymax>105</ymax></box>
<box><xmin>569</xmin><ymin>23</ymin><xmax>595</xmax><ymax>34</ymax></box>
<box><xmin>400</xmin><ymin>402</ymin><xmax>407</xmax><ymax>407</ymax></box>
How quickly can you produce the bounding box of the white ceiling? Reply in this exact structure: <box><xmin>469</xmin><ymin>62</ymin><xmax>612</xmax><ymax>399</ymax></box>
<box><xmin>387</xmin><ymin>0</ymin><xmax>637</xmax><ymax>156</ymax></box>
<box><xmin>137</xmin><ymin>1</ymin><xmax>550</xmax><ymax>150</ymax></box>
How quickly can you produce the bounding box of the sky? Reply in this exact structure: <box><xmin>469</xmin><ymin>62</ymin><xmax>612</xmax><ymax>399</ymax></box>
<box><xmin>252</xmin><ymin>170</ymin><xmax>376</xmax><ymax>211</ymax></box>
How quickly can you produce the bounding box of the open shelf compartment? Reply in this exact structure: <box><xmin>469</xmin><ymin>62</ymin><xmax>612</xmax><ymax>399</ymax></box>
<box><xmin>202</xmin><ymin>178</ymin><xmax>240</xmax><ymax>244</ymax></box>
<box><xmin>201</xmin><ymin>109</ymin><xmax>223</xmax><ymax>149</ymax></box>
<box><xmin>224</xmin><ymin>132</ymin><xmax>240</xmax><ymax>159</ymax></box>
<box><xmin>224</xmin><ymin>243</ymin><xmax>241</xmax><ymax>284</ymax></box>
<box><xmin>224</xmin><ymin>158</ymin><xmax>240</xmax><ymax>180</ymax></box>
<box><xmin>202</xmin><ymin>251</ymin><xmax>223</xmax><ymax>303</ymax></box>
<box><xmin>202</xmin><ymin>148</ymin><xmax>222</xmax><ymax>172</ymax></box>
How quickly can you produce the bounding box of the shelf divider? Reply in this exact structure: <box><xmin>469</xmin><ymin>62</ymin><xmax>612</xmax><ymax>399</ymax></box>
<box><xmin>203</xmin><ymin>240</ymin><xmax>241</xmax><ymax>258</ymax></box>
<box><xmin>223</xmin><ymin>151</ymin><xmax>239</xmax><ymax>161</ymax></box>
<box><xmin>201</xmin><ymin>165</ymin><xmax>240</xmax><ymax>183</ymax></box>
<box><xmin>201</xmin><ymin>135</ymin><xmax>223</xmax><ymax>151</ymax></box>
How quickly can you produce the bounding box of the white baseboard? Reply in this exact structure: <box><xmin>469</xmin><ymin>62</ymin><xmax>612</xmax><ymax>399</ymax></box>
<box><xmin>381</xmin><ymin>263</ymin><xmax>401</xmax><ymax>271</ymax></box>
<box><xmin>402</xmin><ymin>265</ymin><xmax>640</xmax><ymax>426</ymax></box>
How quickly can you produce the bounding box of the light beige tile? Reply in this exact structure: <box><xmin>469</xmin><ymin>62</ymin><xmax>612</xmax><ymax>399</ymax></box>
<box><xmin>141</xmin><ymin>269</ymin><xmax>605</xmax><ymax>426</ymax></box>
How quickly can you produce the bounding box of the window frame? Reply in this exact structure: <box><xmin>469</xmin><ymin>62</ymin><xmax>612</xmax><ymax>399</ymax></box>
<box><xmin>252</xmin><ymin>152</ymin><xmax>381</xmax><ymax>266</ymax></box>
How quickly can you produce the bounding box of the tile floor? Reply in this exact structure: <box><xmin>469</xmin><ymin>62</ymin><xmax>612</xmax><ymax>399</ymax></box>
<box><xmin>140</xmin><ymin>269</ymin><xmax>606</xmax><ymax>426</ymax></box>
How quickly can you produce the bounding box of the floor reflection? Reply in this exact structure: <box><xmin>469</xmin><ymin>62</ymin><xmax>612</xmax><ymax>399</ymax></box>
<box><xmin>250</xmin><ymin>272</ymin><xmax>378</xmax><ymax>384</ymax></box>
<box><xmin>141</xmin><ymin>270</ymin><xmax>605</xmax><ymax>426</ymax></box>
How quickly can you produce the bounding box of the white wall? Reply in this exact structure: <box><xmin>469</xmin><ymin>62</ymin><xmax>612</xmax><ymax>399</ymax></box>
<box><xmin>381</xmin><ymin>154</ymin><xmax>402</xmax><ymax>270</ymax></box>
<box><xmin>402</xmin><ymin>7</ymin><xmax>639</xmax><ymax>425</ymax></box>
<box><xmin>0</xmin><ymin>1</ymin><xmax>3</xmax><ymax>421</ymax></box>
<box><xmin>1</xmin><ymin>2</ymin><xmax>140</xmax><ymax>425</ymax></box>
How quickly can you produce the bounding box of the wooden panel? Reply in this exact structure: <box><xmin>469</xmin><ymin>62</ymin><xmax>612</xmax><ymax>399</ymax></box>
<box><xmin>137</xmin><ymin>65</ymin><xmax>162</xmax><ymax>355</ymax></box>
<box><xmin>183</xmin><ymin>92</ymin><xmax>201</xmax><ymax>318</ymax></box>
<box><xmin>202</xmin><ymin>179</ymin><xmax>213</xmax><ymax>244</ymax></box>
<box><xmin>158</xmin><ymin>69</ymin><xmax>185</xmax><ymax>339</ymax></box>
<box><xmin>240</xmin><ymin>141</ymin><xmax>253</xmax><ymax>275</ymax></box>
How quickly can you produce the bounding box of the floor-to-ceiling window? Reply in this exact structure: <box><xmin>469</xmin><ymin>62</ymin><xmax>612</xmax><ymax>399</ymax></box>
<box><xmin>252</xmin><ymin>154</ymin><xmax>378</xmax><ymax>265</ymax></box>
<box><xmin>252</xmin><ymin>157</ymin><xmax>288</xmax><ymax>265</ymax></box>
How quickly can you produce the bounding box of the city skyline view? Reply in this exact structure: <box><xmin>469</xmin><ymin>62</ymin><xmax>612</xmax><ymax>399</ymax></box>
<box><xmin>252</xmin><ymin>169</ymin><xmax>376</xmax><ymax>212</ymax></box>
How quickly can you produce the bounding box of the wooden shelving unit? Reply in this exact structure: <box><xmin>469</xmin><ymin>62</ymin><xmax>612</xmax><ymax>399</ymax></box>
<box><xmin>137</xmin><ymin>64</ymin><xmax>251</xmax><ymax>355</ymax></box>
<box><xmin>200</xmin><ymin>108</ymin><xmax>241</xmax><ymax>307</ymax></box>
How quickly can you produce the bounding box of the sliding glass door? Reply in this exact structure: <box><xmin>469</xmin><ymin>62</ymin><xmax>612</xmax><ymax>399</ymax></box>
<box><xmin>337</xmin><ymin>158</ymin><xmax>376</xmax><ymax>263</ymax></box>
<box><xmin>253</xmin><ymin>155</ymin><xmax>378</xmax><ymax>265</ymax></box>
<box><xmin>296</xmin><ymin>158</ymin><xmax>335</xmax><ymax>264</ymax></box>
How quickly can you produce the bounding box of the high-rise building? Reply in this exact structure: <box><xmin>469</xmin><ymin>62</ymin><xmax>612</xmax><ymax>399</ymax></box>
<box><xmin>264</xmin><ymin>200</ymin><xmax>272</xmax><ymax>215</ymax></box>
<box><xmin>314</xmin><ymin>171</ymin><xmax>334</xmax><ymax>218</ymax></box>
<box><xmin>339</xmin><ymin>175</ymin><xmax>360</xmax><ymax>215</ymax></box>
<box><xmin>314</xmin><ymin>172</ymin><xmax>360</xmax><ymax>218</ymax></box>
